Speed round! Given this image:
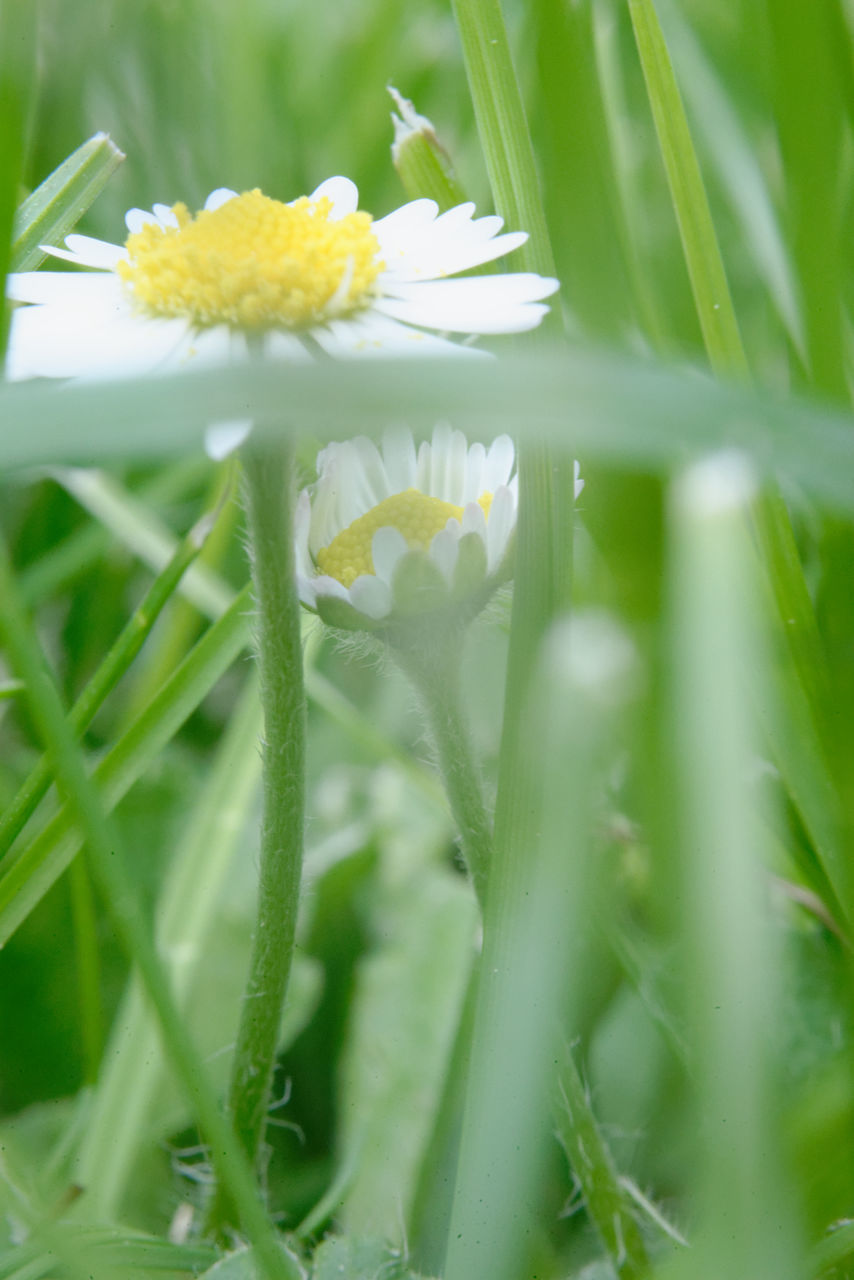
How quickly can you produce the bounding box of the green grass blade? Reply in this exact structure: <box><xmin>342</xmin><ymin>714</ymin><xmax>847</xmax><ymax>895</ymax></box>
<box><xmin>668</xmin><ymin>452</ymin><xmax>801</xmax><ymax>1278</ymax></box>
<box><xmin>55</xmin><ymin>466</ymin><xmax>233</xmax><ymax>619</ymax></box>
<box><xmin>10</xmin><ymin>134</ymin><xmax>125</xmax><ymax>273</ymax></box>
<box><xmin>766</xmin><ymin>0</ymin><xmax>847</xmax><ymax>398</ymax></box>
<box><xmin>445</xmin><ymin>613</ymin><xmax>646</xmax><ymax>1280</ymax></box>
<box><xmin>0</xmin><ymin>508</ymin><xmax>219</xmax><ymax>858</ymax></box>
<box><xmin>1</xmin><ymin>353</ymin><xmax>854</xmax><ymax>507</ymax></box>
<box><xmin>626</xmin><ymin>0</ymin><xmax>747</xmax><ymax>377</ymax></box>
<box><xmin>18</xmin><ymin>457</ymin><xmax>212</xmax><ymax>607</ymax></box>
<box><xmin>0</xmin><ymin>583</ymin><xmax>253</xmax><ymax>947</ymax></box>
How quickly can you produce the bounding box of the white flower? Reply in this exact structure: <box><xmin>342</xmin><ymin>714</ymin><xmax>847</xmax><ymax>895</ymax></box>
<box><xmin>6</xmin><ymin>177</ymin><xmax>558</xmax><ymax>457</ymax></box>
<box><xmin>296</xmin><ymin>423</ymin><xmax>576</xmax><ymax>629</ymax></box>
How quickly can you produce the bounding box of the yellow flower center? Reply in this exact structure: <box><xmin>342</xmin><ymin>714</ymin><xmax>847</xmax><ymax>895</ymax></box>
<box><xmin>317</xmin><ymin>488</ymin><xmax>493</xmax><ymax>587</ymax></box>
<box><xmin>118</xmin><ymin>189</ymin><xmax>383</xmax><ymax>330</ymax></box>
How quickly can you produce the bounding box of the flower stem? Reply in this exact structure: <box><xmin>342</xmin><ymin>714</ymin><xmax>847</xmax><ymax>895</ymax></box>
<box><xmin>392</xmin><ymin>634</ymin><xmax>492</xmax><ymax>904</ymax></box>
<box><xmin>210</xmin><ymin>440</ymin><xmax>306</xmax><ymax>1230</ymax></box>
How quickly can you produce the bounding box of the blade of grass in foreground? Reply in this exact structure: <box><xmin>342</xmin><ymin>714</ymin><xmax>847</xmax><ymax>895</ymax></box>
<box><xmin>0</xmin><ymin>534</ymin><xmax>295</xmax><ymax>1280</ymax></box>
<box><xmin>668</xmin><ymin>452</ymin><xmax>800</xmax><ymax>1280</ymax></box>
<box><xmin>444</xmin><ymin>613</ymin><xmax>647</xmax><ymax>1280</ymax></box>
<box><xmin>5</xmin><ymin>354</ymin><xmax>854</xmax><ymax>514</ymax></box>
<box><xmin>0</xmin><ymin>583</ymin><xmax>253</xmax><ymax>947</ymax></box>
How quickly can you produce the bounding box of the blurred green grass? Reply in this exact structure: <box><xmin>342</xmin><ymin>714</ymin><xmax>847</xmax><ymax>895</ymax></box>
<box><xmin>2</xmin><ymin>0</ymin><xmax>854</xmax><ymax>1277</ymax></box>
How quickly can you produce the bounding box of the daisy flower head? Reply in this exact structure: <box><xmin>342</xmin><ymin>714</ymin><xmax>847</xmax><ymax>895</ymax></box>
<box><xmin>6</xmin><ymin>177</ymin><xmax>559</xmax><ymax>455</ymax></box>
<box><xmin>295</xmin><ymin>423</ymin><xmax>524</xmax><ymax>631</ymax></box>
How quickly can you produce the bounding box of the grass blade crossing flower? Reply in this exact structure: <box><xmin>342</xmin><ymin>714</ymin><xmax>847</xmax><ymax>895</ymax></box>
<box><xmin>296</xmin><ymin>423</ymin><xmax>582</xmax><ymax>628</ymax></box>
<box><xmin>6</xmin><ymin>175</ymin><xmax>559</xmax><ymax>454</ymax></box>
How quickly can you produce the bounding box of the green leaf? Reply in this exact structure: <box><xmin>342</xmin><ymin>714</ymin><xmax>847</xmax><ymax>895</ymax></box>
<box><xmin>197</xmin><ymin>1243</ymin><xmax>305</xmax><ymax>1280</ymax></box>
<box><xmin>311</xmin><ymin>1236</ymin><xmax>427</xmax><ymax>1280</ymax></box>
<box><xmin>336</xmin><ymin>867</ymin><xmax>477</xmax><ymax>1242</ymax></box>
<box><xmin>10</xmin><ymin>133</ymin><xmax>125</xmax><ymax>273</ymax></box>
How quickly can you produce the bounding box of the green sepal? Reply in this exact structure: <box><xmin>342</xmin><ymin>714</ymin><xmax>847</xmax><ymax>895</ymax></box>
<box><xmin>391</xmin><ymin>549</ymin><xmax>450</xmax><ymax>616</ymax></box>
<box><xmin>451</xmin><ymin>531</ymin><xmax>488</xmax><ymax>602</ymax></box>
<box><xmin>314</xmin><ymin>593</ymin><xmax>383</xmax><ymax>633</ymax></box>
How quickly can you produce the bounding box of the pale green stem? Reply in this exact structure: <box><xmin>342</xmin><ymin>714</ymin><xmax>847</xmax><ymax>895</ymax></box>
<box><xmin>0</xmin><ymin>531</ymin><xmax>297</xmax><ymax>1280</ymax></box>
<box><xmin>210</xmin><ymin>440</ymin><xmax>306</xmax><ymax>1230</ymax></box>
<box><xmin>392</xmin><ymin>635</ymin><xmax>492</xmax><ymax>904</ymax></box>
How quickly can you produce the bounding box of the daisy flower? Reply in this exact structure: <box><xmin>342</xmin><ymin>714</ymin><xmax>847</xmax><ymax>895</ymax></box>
<box><xmin>5</xmin><ymin>177</ymin><xmax>558</xmax><ymax>456</ymax></box>
<box><xmin>295</xmin><ymin>423</ymin><xmax>582</xmax><ymax>629</ymax></box>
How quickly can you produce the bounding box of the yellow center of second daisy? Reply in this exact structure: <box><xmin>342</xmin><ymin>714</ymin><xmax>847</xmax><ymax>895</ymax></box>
<box><xmin>117</xmin><ymin>189</ymin><xmax>383</xmax><ymax>330</ymax></box>
<box><xmin>317</xmin><ymin>488</ymin><xmax>493</xmax><ymax>587</ymax></box>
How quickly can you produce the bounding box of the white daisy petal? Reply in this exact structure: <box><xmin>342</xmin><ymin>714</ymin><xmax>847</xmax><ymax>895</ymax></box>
<box><xmin>348</xmin><ymin>574</ymin><xmax>392</xmax><ymax>620</ymax></box>
<box><xmin>125</xmin><ymin>207</ymin><xmax>164</xmax><ymax>234</ymax></box>
<box><xmin>265</xmin><ymin>330</ymin><xmax>312</xmax><ymax>362</ymax></box>
<box><xmin>205</xmin><ymin>421</ymin><xmax>252</xmax><ymax>460</ymax></box>
<box><xmin>152</xmin><ymin>203</ymin><xmax>180</xmax><ymax>228</ymax></box>
<box><xmin>463</xmin><ymin>442</ymin><xmax>487</xmax><ymax>502</ymax></box>
<box><xmin>484</xmin><ymin>435</ymin><xmax>516</xmax><ymax>490</ymax></box>
<box><xmin>379</xmin><ymin>230</ymin><xmax>529</xmax><ymax>283</ymax></box>
<box><xmin>296</xmin><ymin>571</ymin><xmax>318</xmax><ymax>608</ymax></box>
<box><xmin>349</xmin><ymin>436</ymin><xmax>392</xmax><ymax>514</ymax></box>
<box><xmin>204</xmin><ymin>188</ymin><xmax>238</xmax><ymax>211</ymax></box>
<box><xmin>52</xmin><ymin>235</ymin><xmax>127</xmax><ymax>269</ymax></box>
<box><xmin>461</xmin><ymin>501</ymin><xmax>487</xmax><ymax>541</ymax></box>
<box><xmin>313</xmin><ymin>312</ymin><xmax>488</xmax><ymax>360</ymax></box>
<box><xmin>574</xmin><ymin>460</ymin><xmax>585</xmax><ymax>499</ymax></box>
<box><xmin>313</xmin><ymin>574</ymin><xmax>350</xmax><ymax>604</ymax></box>
<box><xmin>381</xmin><ymin>427</ymin><xmax>418</xmax><ymax>492</ymax></box>
<box><xmin>486</xmin><ymin>484</ymin><xmax>516</xmax><ymax>572</ymax></box>
<box><xmin>6</xmin><ymin>272</ymin><xmax>126</xmax><ymax>307</ymax></box>
<box><xmin>445</xmin><ymin>427</ymin><xmax>468</xmax><ymax>505</ymax></box>
<box><xmin>429</xmin><ymin>525</ymin><xmax>461</xmax><ymax>585</ymax></box>
<box><xmin>375</xmin><ymin>274</ymin><xmax>559</xmax><ymax>335</ymax></box>
<box><xmin>371</xmin><ymin>527</ymin><xmax>408</xmax><ymax>583</ymax></box>
<box><xmin>294</xmin><ymin>491</ymin><xmax>314</xmax><ymax>575</ymax></box>
<box><xmin>308</xmin><ymin>176</ymin><xmax>359</xmax><ymax>218</ymax></box>
<box><xmin>371</xmin><ymin>198</ymin><xmax>440</xmax><ymax>254</ymax></box>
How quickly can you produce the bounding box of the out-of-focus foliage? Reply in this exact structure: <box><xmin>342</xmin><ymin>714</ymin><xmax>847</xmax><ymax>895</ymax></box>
<box><xmin>2</xmin><ymin>0</ymin><xmax>854</xmax><ymax>1278</ymax></box>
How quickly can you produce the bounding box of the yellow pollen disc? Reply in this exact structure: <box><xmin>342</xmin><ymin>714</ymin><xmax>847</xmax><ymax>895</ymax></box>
<box><xmin>118</xmin><ymin>189</ymin><xmax>383</xmax><ymax>330</ymax></box>
<box><xmin>317</xmin><ymin>488</ymin><xmax>493</xmax><ymax>588</ymax></box>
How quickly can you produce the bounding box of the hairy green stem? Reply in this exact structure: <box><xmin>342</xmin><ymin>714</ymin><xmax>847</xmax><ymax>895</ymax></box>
<box><xmin>554</xmin><ymin>1040</ymin><xmax>649</xmax><ymax>1276</ymax></box>
<box><xmin>210</xmin><ymin>440</ymin><xmax>306</xmax><ymax>1229</ymax></box>
<box><xmin>392</xmin><ymin>635</ymin><xmax>492</xmax><ymax>903</ymax></box>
